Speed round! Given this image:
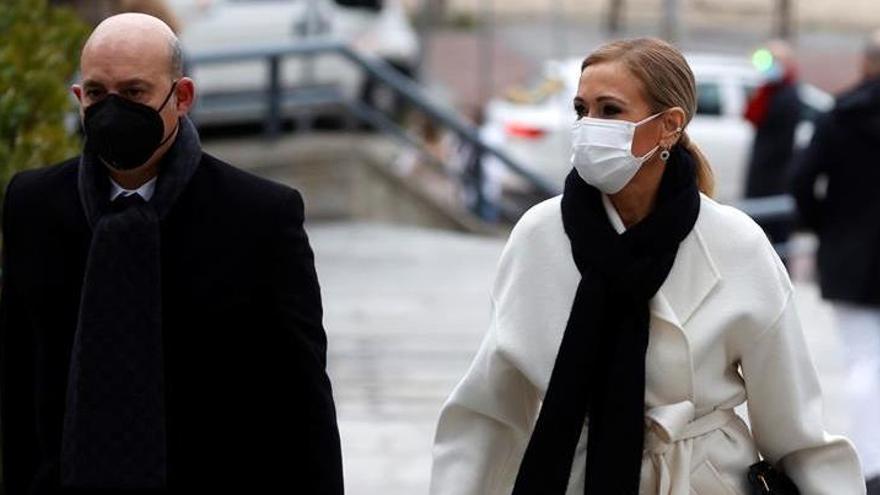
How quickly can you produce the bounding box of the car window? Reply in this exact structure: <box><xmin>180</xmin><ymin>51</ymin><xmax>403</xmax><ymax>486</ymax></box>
<box><xmin>334</xmin><ymin>0</ymin><xmax>383</xmax><ymax>9</ymax></box>
<box><xmin>696</xmin><ymin>82</ymin><xmax>722</xmax><ymax>116</ymax></box>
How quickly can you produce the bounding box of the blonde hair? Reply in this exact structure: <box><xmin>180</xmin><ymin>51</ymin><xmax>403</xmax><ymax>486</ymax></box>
<box><xmin>581</xmin><ymin>38</ymin><xmax>715</xmax><ymax>197</ymax></box>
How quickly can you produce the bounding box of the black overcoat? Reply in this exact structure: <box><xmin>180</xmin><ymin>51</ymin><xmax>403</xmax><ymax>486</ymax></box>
<box><xmin>0</xmin><ymin>152</ymin><xmax>344</xmax><ymax>494</ymax></box>
<box><xmin>791</xmin><ymin>77</ymin><xmax>880</xmax><ymax>306</ymax></box>
<box><xmin>745</xmin><ymin>82</ymin><xmax>802</xmax><ymax>198</ymax></box>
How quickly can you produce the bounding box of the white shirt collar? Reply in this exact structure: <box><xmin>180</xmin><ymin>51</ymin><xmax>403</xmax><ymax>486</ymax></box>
<box><xmin>602</xmin><ymin>194</ymin><xmax>627</xmax><ymax>234</ymax></box>
<box><xmin>109</xmin><ymin>176</ymin><xmax>158</xmax><ymax>202</ymax></box>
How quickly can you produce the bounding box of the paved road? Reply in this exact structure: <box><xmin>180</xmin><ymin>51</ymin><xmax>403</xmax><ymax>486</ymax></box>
<box><xmin>311</xmin><ymin>222</ymin><xmax>502</xmax><ymax>495</ymax></box>
<box><xmin>308</xmin><ymin>222</ymin><xmax>851</xmax><ymax>495</ymax></box>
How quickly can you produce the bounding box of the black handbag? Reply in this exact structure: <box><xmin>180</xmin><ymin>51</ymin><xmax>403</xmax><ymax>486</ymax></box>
<box><xmin>748</xmin><ymin>461</ymin><xmax>800</xmax><ymax>495</ymax></box>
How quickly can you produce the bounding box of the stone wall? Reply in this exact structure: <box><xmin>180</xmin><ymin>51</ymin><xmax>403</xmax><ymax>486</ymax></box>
<box><xmin>203</xmin><ymin>133</ymin><xmax>496</xmax><ymax>234</ymax></box>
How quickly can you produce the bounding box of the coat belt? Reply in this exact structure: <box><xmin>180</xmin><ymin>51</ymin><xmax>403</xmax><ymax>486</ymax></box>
<box><xmin>641</xmin><ymin>401</ymin><xmax>740</xmax><ymax>495</ymax></box>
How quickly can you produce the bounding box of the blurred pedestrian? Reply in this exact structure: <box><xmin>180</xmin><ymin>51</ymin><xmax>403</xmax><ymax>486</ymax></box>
<box><xmin>0</xmin><ymin>13</ymin><xmax>343</xmax><ymax>494</ymax></box>
<box><xmin>431</xmin><ymin>37</ymin><xmax>864</xmax><ymax>495</ymax></box>
<box><xmin>743</xmin><ymin>40</ymin><xmax>802</xmax><ymax>254</ymax></box>
<box><xmin>791</xmin><ymin>29</ymin><xmax>880</xmax><ymax>494</ymax></box>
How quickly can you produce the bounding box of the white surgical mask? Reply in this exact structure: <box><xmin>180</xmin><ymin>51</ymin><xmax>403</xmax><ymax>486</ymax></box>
<box><xmin>570</xmin><ymin>112</ymin><xmax>662</xmax><ymax>194</ymax></box>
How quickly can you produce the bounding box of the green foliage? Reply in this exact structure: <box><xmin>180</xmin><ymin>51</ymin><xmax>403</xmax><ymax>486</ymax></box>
<box><xmin>0</xmin><ymin>0</ymin><xmax>89</xmax><ymax>205</ymax></box>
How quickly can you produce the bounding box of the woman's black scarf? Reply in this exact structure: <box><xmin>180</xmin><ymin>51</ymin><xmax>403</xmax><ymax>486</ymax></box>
<box><xmin>61</xmin><ymin>117</ymin><xmax>202</xmax><ymax>490</ymax></box>
<box><xmin>512</xmin><ymin>145</ymin><xmax>701</xmax><ymax>494</ymax></box>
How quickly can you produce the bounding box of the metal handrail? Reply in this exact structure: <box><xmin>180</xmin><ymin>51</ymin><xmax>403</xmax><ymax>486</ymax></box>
<box><xmin>188</xmin><ymin>40</ymin><xmax>559</xmax><ymax>202</ymax></box>
<box><xmin>735</xmin><ymin>195</ymin><xmax>797</xmax><ymax>223</ymax></box>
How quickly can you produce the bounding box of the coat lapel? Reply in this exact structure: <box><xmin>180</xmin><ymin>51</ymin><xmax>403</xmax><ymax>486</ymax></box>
<box><xmin>645</xmin><ymin>225</ymin><xmax>721</xmax><ymax>406</ymax></box>
<box><xmin>651</xmin><ymin>227</ymin><xmax>721</xmax><ymax>329</ymax></box>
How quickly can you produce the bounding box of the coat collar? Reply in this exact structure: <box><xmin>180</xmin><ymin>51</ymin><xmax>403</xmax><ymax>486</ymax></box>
<box><xmin>650</xmin><ymin>225</ymin><xmax>721</xmax><ymax>329</ymax></box>
<box><xmin>601</xmin><ymin>193</ymin><xmax>720</xmax><ymax>329</ymax></box>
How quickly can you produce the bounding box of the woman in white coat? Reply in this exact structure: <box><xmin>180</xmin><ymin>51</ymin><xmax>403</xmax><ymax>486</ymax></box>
<box><xmin>430</xmin><ymin>38</ymin><xmax>865</xmax><ymax>495</ymax></box>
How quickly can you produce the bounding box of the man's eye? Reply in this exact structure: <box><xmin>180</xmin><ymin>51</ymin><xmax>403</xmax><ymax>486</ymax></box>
<box><xmin>85</xmin><ymin>89</ymin><xmax>106</xmax><ymax>99</ymax></box>
<box><xmin>574</xmin><ymin>103</ymin><xmax>586</xmax><ymax>118</ymax></box>
<box><xmin>123</xmin><ymin>88</ymin><xmax>145</xmax><ymax>99</ymax></box>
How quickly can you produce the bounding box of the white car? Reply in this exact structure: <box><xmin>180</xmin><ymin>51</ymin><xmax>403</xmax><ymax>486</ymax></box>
<box><xmin>167</xmin><ymin>0</ymin><xmax>421</xmax><ymax>125</ymax></box>
<box><xmin>482</xmin><ymin>53</ymin><xmax>833</xmax><ymax>202</ymax></box>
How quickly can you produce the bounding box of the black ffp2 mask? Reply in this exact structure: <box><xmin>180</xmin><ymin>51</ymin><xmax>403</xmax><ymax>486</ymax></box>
<box><xmin>83</xmin><ymin>81</ymin><xmax>179</xmax><ymax>170</ymax></box>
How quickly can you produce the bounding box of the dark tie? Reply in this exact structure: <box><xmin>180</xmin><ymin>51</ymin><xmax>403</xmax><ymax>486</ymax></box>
<box><xmin>61</xmin><ymin>191</ymin><xmax>168</xmax><ymax>490</ymax></box>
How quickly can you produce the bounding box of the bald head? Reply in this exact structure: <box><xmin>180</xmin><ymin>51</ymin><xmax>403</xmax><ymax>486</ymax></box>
<box><xmin>82</xmin><ymin>13</ymin><xmax>182</xmax><ymax>79</ymax></box>
<box><xmin>72</xmin><ymin>13</ymin><xmax>197</xmax><ymax>179</ymax></box>
<box><xmin>865</xmin><ymin>29</ymin><xmax>880</xmax><ymax>79</ymax></box>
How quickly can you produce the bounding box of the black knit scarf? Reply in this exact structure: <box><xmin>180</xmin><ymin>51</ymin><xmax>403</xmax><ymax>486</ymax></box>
<box><xmin>61</xmin><ymin>117</ymin><xmax>202</xmax><ymax>490</ymax></box>
<box><xmin>512</xmin><ymin>145</ymin><xmax>700</xmax><ymax>494</ymax></box>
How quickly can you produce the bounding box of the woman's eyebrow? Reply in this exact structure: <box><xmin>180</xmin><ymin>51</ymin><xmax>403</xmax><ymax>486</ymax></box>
<box><xmin>572</xmin><ymin>95</ymin><xmax>629</xmax><ymax>105</ymax></box>
<box><xmin>596</xmin><ymin>95</ymin><xmax>628</xmax><ymax>105</ymax></box>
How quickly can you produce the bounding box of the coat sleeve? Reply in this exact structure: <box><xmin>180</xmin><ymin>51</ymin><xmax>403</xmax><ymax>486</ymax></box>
<box><xmin>740</xmin><ymin>287</ymin><xmax>865</xmax><ymax>493</ymax></box>
<box><xmin>0</xmin><ymin>175</ymin><xmax>40</xmax><ymax>494</ymax></box>
<box><xmin>269</xmin><ymin>190</ymin><xmax>344</xmax><ymax>494</ymax></box>
<box><xmin>430</xmin><ymin>295</ymin><xmax>540</xmax><ymax>495</ymax></box>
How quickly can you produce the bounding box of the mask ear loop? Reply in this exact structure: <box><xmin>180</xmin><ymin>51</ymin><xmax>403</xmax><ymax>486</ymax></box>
<box><xmin>631</xmin><ymin>111</ymin><xmax>666</xmax><ymax>162</ymax></box>
<box><xmin>635</xmin><ymin>111</ymin><xmax>664</xmax><ymax>126</ymax></box>
<box><xmin>156</xmin><ymin>80</ymin><xmax>181</xmax><ymax>148</ymax></box>
<box><xmin>156</xmin><ymin>80</ymin><xmax>179</xmax><ymax>113</ymax></box>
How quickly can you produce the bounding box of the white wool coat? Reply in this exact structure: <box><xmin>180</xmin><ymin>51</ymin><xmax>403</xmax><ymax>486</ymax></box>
<box><xmin>431</xmin><ymin>194</ymin><xmax>865</xmax><ymax>495</ymax></box>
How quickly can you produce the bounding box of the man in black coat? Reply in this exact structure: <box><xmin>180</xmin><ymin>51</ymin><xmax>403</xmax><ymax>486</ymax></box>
<box><xmin>791</xmin><ymin>30</ymin><xmax>880</xmax><ymax>493</ymax></box>
<box><xmin>0</xmin><ymin>13</ymin><xmax>343</xmax><ymax>494</ymax></box>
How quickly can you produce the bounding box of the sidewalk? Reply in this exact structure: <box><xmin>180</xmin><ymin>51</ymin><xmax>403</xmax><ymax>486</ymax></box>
<box><xmin>310</xmin><ymin>221</ymin><xmax>852</xmax><ymax>495</ymax></box>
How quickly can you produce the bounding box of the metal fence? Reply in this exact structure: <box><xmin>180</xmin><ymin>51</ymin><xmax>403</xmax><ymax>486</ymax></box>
<box><xmin>188</xmin><ymin>40</ymin><xmax>557</xmax><ymax>215</ymax></box>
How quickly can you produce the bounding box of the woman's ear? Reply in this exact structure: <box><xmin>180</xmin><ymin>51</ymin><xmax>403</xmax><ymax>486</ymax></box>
<box><xmin>660</xmin><ymin>107</ymin><xmax>686</xmax><ymax>148</ymax></box>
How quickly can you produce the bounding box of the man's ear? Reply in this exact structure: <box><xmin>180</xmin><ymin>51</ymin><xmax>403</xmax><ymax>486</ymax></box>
<box><xmin>72</xmin><ymin>84</ymin><xmax>83</xmax><ymax>104</ymax></box>
<box><xmin>173</xmin><ymin>77</ymin><xmax>196</xmax><ymax>114</ymax></box>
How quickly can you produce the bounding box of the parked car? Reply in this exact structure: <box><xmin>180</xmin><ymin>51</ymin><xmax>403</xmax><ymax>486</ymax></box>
<box><xmin>481</xmin><ymin>53</ymin><xmax>833</xmax><ymax>202</ymax></box>
<box><xmin>167</xmin><ymin>0</ymin><xmax>420</xmax><ymax>125</ymax></box>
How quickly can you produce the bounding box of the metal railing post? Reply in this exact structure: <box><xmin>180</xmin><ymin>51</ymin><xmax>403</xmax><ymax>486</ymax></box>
<box><xmin>472</xmin><ymin>143</ymin><xmax>487</xmax><ymax>219</ymax></box>
<box><xmin>266</xmin><ymin>55</ymin><xmax>282</xmax><ymax>138</ymax></box>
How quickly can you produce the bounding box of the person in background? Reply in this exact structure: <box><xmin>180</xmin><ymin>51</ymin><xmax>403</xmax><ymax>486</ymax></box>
<box><xmin>743</xmin><ymin>40</ymin><xmax>802</xmax><ymax>256</ymax></box>
<box><xmin>0</xmin><ymin>13</ymin><xmax>343</xmax><ymax>493</ymax></box>
<box><xmin>791</xmin><ymin>29</ymin><xmax>880</xmax><ymax>495</ymax></box>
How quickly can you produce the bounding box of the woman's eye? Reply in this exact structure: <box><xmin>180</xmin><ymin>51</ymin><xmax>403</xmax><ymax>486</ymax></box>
<box><xmin>574</xmin><ymin>103</ymin><xmax>586</xmax><ymax>118</ymax></box>
<box><xmin>602</xmin><ymin>105</ymin><xmax>622</xmax><ymax>117</ymax></box>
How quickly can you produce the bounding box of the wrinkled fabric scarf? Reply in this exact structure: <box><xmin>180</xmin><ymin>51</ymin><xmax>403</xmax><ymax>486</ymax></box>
<box><xmin>512</xmin><ymin>145</ymin><xmax>700</xmax><ymax>494</ymax></box>
<box><xmin>61</xmin><ymin>117</ymin><xmax>202</xmax><ymax>490</ymax></box>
